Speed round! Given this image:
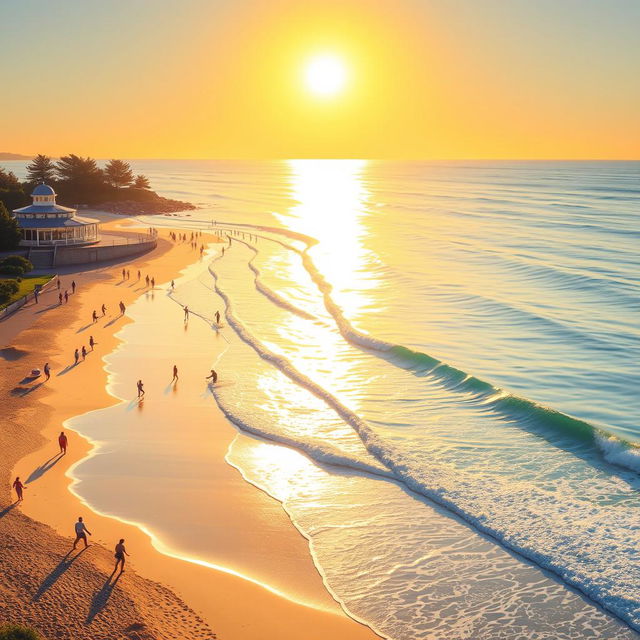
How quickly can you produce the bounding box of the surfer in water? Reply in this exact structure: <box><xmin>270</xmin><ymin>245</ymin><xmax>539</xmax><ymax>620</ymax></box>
<box><xmin>205</xmin><ymin>369</ymin><xmax>218</xmax><ymax>384</ymax></box>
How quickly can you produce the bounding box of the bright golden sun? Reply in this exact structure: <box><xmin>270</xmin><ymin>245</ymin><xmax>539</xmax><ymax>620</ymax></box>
<box><xmin>305</xmin><ymin>55</ymin><xmax>347</xmax><ymax>97</ymax></box>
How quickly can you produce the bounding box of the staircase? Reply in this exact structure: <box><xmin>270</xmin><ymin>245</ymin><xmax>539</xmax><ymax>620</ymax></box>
<box><xmin>28</xmin><ymin>247</ymin><xmax>55</xmax><ymax>268</ymax></box>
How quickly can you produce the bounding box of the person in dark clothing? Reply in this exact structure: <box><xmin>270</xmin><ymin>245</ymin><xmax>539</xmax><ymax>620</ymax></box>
<box><xmin>59</xmin><ymin>431</ymin><xmax>68</xmax><ymax>454</ymax></box>
<box><xmin>73</xmin><ymin>516</ymin><xmax>92</xmax><ymax>549</ymax></box>
<box><xmin>113</xmin><ymin>539</ymin><xmax>129</xmax><ymax>573</ymax></box>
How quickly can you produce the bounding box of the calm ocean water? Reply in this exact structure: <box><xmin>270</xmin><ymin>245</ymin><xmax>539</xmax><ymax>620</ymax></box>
<box><xmin>4</xmin><ymin>159</ymin><xmax>639</xmax><ymax>638</ymax></box>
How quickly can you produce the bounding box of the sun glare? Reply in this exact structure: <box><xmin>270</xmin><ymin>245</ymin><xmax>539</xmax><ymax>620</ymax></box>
<box><xmin>304</xmin><ymin>55</ymin><xmax>347</xmax><ymax>97</ymax></box>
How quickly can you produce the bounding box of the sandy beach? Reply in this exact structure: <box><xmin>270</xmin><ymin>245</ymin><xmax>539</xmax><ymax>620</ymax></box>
<box><xmin>0</xmin><ymin>220</ymin><xmax>377</xmax><ymax>639</ymax></box>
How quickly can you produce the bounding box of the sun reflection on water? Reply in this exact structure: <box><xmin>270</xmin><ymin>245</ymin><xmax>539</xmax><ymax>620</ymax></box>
<box><xmin>273</xmin><ymin>159</ymin><xmax>378</xmax><ymax>320</ymax></box>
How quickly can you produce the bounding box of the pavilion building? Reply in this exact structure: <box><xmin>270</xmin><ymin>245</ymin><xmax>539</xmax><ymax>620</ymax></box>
<box><xmin>13</xmin><ymin>183</ymin><xmax>100</xmax><ymax>246</ymax></box>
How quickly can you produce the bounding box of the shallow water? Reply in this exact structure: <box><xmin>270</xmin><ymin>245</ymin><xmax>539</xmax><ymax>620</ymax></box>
<box><xmin>4</xmin><ymin>159</ymin><xmax>639</xmax><ymax>638</ymax></box>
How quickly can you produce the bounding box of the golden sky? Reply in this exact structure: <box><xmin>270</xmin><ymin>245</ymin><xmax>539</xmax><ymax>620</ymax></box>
<box><xmin>1</xmin><ymin>0</ymin><xmax>638</xmax><ymax>159</ymax></box>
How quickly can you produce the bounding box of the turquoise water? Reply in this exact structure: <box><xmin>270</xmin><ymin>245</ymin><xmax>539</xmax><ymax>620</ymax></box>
<box><xmin>4</xmin><ymin>159</ymin><xmax>639</xmax><ymax>638</ymax></box>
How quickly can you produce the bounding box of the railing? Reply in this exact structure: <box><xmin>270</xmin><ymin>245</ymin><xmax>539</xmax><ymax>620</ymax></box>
<box><xmin>98</xmin><ymin>230</ymin><xmax>157</xmax><ymax>247</ymax></box>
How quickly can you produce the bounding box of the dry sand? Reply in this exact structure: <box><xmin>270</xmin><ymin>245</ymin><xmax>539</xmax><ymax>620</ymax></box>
<box><xmin>1</xmin><ymin>221</ymin><xmax>377</xmax><ymax>639</ymax></box>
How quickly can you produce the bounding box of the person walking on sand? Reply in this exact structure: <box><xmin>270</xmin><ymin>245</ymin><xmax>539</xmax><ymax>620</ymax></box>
<box><xmin>71</xmin><ymin>280</ymin><xmax>76</xmax><ymax>294</ymax></box>
<box><xmin>59</xmin><ymin>431</ymin><xmax>68</xmax><ymax>454</ymax></box>
<box><xmin>64</xmin><ymin>290</ymin><xmax>69</xmax><ymax>303</ymax></box>
<box><xmin>114</xmin><ymin>539</ymin><xmax>129</xmax><ymax>573</ymax></box>
<box><xmin>12</xmin><ymin>477</ymin><xmax>25</xmax><ymax>502</ymax></box>
<box><xmin>92</xmin><ymin>310</ymin><xmax>98</xmax><ymax>323</ymax></box>
<box><xmin>170</xmin><ymin>280</ymin><xmax>175</xmax><ymax>290</ymax></box>
<box><xmin>73</xmin><ymin>516</ymin><xmax>92</xmax><ymax>550</ymax></box>
<box><xmin>172</xmin><ymin>365</ymin><xmax>178</xmax><ymax>382</ymax></box>
<box><xmin>137</xmin><ymin>379</ymin><xmax>145</xmax><ymax>398</ymax></box>
<box><xmin>151</xmin><ymin>277</ymin><xmax>155</xmax><ymax>288</ymax></box>
<box><xmin>137</xmin><ymin>269</ymin><xmax>141</xmax><ymax>280</ymax></box>
<box><xmin>57</xmin><ymin>278</ymin><xmax>61</xmax><ymax>290</ymax></box>
<box><xmin>119</xmin><ymin>301</ymin><xmax>126</xmax><ymax>315</ymax></box>
<box><xmin>122</xmin><ymin>268</ymin><xmax>126</xmax><ymax>280</ymax></box>
<box><xmin>74</xmin><ymin>348</ymin><xmax>79</xmax><ymax>365</ymax></box>
<box><xmin>34</xmin><ymin>288</ymin><xmax>39</xmax><ymax>304</ymax></box>
<box><xmin>102</xmin><ymin>303</ymin><xmax>107</xmax><ymax>315</ymax></box>
<box><xmin>205</xmin><ymin>369</ymin><xmax>218</xmax><ymax>384</ymax></box>
<box><xmin>145</xmin><ymin>275</ymin><xmax>150</xmax><ymax>287</ymax></box>
<box><xmin>127</xmin><ymin>269</ymin><xmax>131</xmax><ymax>279</ymax></box>
<box><xmin>59</xmin><ymin>292</ymin><xmax>63</xmax><ymax>305</ymax></box>
<box><xmin>81</xmin><ymin>345</ymin><xmax>87</xmax><ymax>360</ymax></box>
<box><xmin>184</xmin><ymin>305</ymin><xmax>189</xmax><ymax>321</ymax></box>
<box><xmin>44</xmin><ymin>362</ymin><xmax>51</xmax><ymax>381</ymax></box>
<box><xmin>215</xmin><ymin>310</ymin><xmax>221</xmax><ymax>325</ymax></box>
<box><xmin>89</xmin><ymin>335</ymin><xmax>95</xmax><ymax>350</ymax></box>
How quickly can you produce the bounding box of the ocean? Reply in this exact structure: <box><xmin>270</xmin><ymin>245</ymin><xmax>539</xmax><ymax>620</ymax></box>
<box><xmin>4</xmin><ymin>159</ymin><xmax>639</xmax><ymax>638</ymax></box>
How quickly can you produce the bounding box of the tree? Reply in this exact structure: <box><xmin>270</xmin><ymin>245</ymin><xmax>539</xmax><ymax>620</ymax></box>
<box><xmin>0</xmin><ymin>168</ymin><xmax>28</xmax><ymax>211</ymax></box>
<box><xmin>104</xmin><ymin>159</ymin><xmax>134</xmax><ymax>189</ymax></box>
<box><xmin>55</xmin><ymin>154</ymin><xmax>106</xmax><ymax>203</ymax></box>
<box><xmin>25</xmin><ymin>154</ymin><xmax>56</xmax><ymax>184</ymax></box>
<box><xmin>133</xmin><ymin>174</ymin><xmax>151</xmax><ymax>190</ymax></box>
<box><xmin>55</xmin><ymin>154</ymin><xmax>103</xmax><ymax>183</ymax></box>
<box><xmin>0</xmin><ymin>168</ymin><xmax>22</xmax><ymax>191</ymax></box>
<box><xmin>0</xmin><ymin>201</ymin><xmax>22</xmax><ymax>250</ymax></box>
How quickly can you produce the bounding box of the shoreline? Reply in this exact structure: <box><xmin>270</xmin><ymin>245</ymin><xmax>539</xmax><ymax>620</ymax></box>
<box><xmin>2</xmin><ymin>221</ymin><xmax>378</xmax><ymax>639</ymax></box>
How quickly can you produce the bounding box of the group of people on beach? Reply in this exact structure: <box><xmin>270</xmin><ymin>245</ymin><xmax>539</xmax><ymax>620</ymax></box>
<box><xmin>72</xmin><ymin>515</ymin><xmax>129</xmax><ymax>572</ymax></box>
<box><xmin>11</xmin><ymin>228</ymin><xmax>228</xmax><ymax>581</ymax></box>
<box><xmin>137</xmin><ymin>365</ymin><xmax>217</xmax><ymax>397</ymax></box>
<box><xmin>71</xmin><ymin>515</ymin><xmax>129</xmax><ymax>573</ymax></box>
<box><xmin>56</xmin><ymin>278</ymin><xmax>76</xmax><ymax>306</ymax></box>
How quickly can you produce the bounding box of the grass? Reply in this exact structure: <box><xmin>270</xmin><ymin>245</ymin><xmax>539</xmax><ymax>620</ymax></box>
<box><xmin>0</xmin><ymin>274</ymin><xmax>53</xmax><ymax>310</ymax></box>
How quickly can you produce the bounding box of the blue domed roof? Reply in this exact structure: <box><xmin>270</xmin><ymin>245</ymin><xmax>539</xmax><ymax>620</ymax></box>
<box><xmin>32</xmin><ymin>183</ymin><xmax>56</xmax><ymax>196</ymax></box>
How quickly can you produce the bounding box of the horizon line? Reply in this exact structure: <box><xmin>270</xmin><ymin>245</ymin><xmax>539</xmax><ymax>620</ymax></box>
<box><xmin>2</xmin><ymin>155</ymin><xmax>639</xmax><ymax>163</ymax></box>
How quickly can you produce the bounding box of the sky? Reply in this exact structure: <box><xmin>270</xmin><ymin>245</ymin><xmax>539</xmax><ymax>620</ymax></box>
<box><xmin>0</xmin><ymin>0</ymin><xmax>638</xmax><ymax>159</ymax></box>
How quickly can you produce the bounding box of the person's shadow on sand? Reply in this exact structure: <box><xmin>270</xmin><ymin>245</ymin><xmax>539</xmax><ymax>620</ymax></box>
<box><xmin>35</xmin><ymin>302</ymin><xmax>60</xmax><ymax>314</ymax></box>
<box><xmin>0</xmin><ymin>502</ymin><xmax>18</xmax><ymax>518</ymax></box>
<box><xmin>26</xmin><ymin>452</ymin><xmax>64</xmax><ymax>483</ymax></box>
<box><xmin>86</xmin><ymin>570</ymin><xmax>122</xmax><ymax>623</ymax></box>
<box><xmin>33</xmin><ymin>548</ymin><xmax>87</xmax><ymax>601</ymax></box>
<box><xmin>57</xmin><ymin>363</ymin><xmax>78</xmax><ymax>376</ymax></box>
<box><xmin>11</xmin><ymin>382</ymin><xmax>44</xmax><ymax>396</ymax></box>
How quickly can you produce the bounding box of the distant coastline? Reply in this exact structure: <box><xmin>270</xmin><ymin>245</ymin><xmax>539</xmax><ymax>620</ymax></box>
<box><xmin>0</xmin><ymin>152</ymin><xmax>31</xmax><ymax>160</ymax></box>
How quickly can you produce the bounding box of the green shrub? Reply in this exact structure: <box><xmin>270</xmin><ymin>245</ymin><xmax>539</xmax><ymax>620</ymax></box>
<box><xmin>0</xmin><ymin>623</ymin><xmax>42</xmax><ymax>640</ymax></box>
<box><xmin>0</xmin><ymin>255</ymin><xmax>33</xmax><ymax>272</ymax></box>
<box><xmin>0</xmin><ymin>279</ymin><xmax>20</xmax><ymax>303</ymax></box>
<box><xmin>0</xmin><ymin>265</ymin><xmax>25</xmax><ymax>277</ymax></box>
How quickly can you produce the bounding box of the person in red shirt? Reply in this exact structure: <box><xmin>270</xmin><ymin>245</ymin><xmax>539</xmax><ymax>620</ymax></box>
<box><xmin>58</xmin><ymin>431</ymin><xmax>68</xmax><ymax>455</ymax></box>
<box><xmin>12</xmin><ymin>477</ymin><xmax>25</xmax><ymax>502</ymax></box>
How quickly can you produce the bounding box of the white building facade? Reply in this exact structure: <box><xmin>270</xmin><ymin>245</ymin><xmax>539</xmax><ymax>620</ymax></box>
<box><xmin>13</xmin><ymin>183</ymin><xmax>100</xmax><ymax>247</ymax></box>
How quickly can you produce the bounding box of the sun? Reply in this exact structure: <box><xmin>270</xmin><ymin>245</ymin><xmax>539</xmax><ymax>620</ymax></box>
<box><xmin>304</xmin><ymin>54</ymin><xmax>347</xmax><ymax>97</ymax></box>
